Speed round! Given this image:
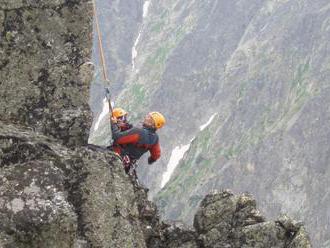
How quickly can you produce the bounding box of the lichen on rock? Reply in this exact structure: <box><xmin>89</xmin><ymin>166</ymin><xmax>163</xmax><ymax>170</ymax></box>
<box><xmin>192</xmin><ymin>190</ymin><xmax>311</xmax><ymax>248</ymax></box>
<box><xmin>0</xmin><ymin>123</ymin><xmax>149</xmax><ymax>247</ymax></box>
<box><xmin>0</xmin><ymin>0</ymin><xmax>93</xmax><ymax>147</ymax></box>
<box><xmin>0</xmin><ymin>159</ymin><xmax>77</xmax><ymax>247</ymax></box>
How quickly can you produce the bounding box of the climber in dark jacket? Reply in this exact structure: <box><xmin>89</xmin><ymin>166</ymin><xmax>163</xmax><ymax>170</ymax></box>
<box><xmin>111</xmin><ymin>112</ymin><xmax>165</xmax><ymax>164</ymax></box>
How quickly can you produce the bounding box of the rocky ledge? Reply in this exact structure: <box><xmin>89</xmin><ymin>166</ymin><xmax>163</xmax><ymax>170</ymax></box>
<box><xmin>0</xmin><ymin>123</ymin><xmax>148</xmax><ymax>247</ymax></box>
<box><xmin>0</xmin><ymin>122</ymin><xmax>311</xmax><ymax>248</ymax></box>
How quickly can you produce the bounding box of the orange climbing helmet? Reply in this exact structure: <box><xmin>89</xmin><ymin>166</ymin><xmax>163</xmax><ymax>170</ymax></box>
<box><xmin>149</xmin><ymin>112</ymin><xmax>166</xmax><ymax>129</ymax></box>
<box><xmin>113</xmin><ymin>108</ymin><xmax>128</xmax><ymax>118</ymax></box>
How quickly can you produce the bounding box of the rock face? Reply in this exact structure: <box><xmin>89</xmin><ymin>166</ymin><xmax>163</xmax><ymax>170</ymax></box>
<box><xmin>193</xmin><ymin>191</ymin><xmax>311</xmax><ymax>248</ymax></box>
<box><xmin>0</xmin><ymin>0</ymin><xmax>148</xmax><ymax>246</ymax></box>
<box><xmin>148</xmin><ymin>190</ymin><xmax>311</xmax><ymax>248</ymax></box>
<box><xmin>0</xmin><ymin>0</ymin><xmax>312</xmax><ymax>247</ymax></box>
<box><xmin>0</xmin><ymin>130</ymin><xmax>311</xmax><ymax>248</ymax></box>
<box><xmin>0</xmin><ymin>124</ymin><xmax>149</xmax><ymax>247</ymax></box>
<box><xmin>0</xmin><ymin>0</ymin><xmax>93</xmax><ymax>147</ymax></box>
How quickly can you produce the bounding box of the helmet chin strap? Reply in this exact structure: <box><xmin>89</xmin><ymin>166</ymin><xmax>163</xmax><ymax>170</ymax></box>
<box><xmin>143</xmin><ymin>123</ymin><xmax>156</xmax><ymax>130</ymax></box>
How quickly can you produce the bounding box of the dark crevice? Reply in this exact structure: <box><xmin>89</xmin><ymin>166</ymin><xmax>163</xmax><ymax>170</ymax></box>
<box><xmin>64</xmin><ymin>0</ymin><xmax>81</xmax><ymax>10</ymax></box>
<box><xmin>0</xmin><ymin>139</ymin><xmax>57</xmax><ymax>168</ymax></box>
<box><xmin>0</xmin><ymin>59</ymin><xmax>9</xmax><ymax>70</ymax></box>
<box><xmin>3</xmin><ymin>9</ymin><xmax>24</xmax><ymax>33</ymax></box>
<box><xmin>64</xmin><ymin>158</ymin><xmax>90</xmax><ymax>241</ymax></box>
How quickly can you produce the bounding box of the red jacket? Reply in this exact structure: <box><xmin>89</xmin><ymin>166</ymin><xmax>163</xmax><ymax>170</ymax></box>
<box><xmin>111</xmin><ymin>123</ymin><xmax>161</xmax><ymax>163</ymax></box>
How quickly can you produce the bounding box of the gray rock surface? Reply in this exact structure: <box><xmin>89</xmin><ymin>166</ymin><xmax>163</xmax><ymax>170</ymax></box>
<box><xmin>148</xmin><ymin>190</ymin><xmax>311</xmax><ymax>248</ymax></box>
<box><xmin>0</xmin><ymin>0</ymin><xmax>148</xmax><ymax>246</ymax></box>
<box><xmin>193</xmin><ymin>190</ymin><xmax>311</xmax><ymax>248</ymax></box>
<box><xmin>0</xmin><ymin>123</ymin><xmax>148</xmax><ymax>247</ymax></box>
<box><xmin>0</xmin><ymin>159</ymin><xmax>76</xmax><ymax>248</ymax></box>
<box><xmin>0</xmin><ymin>0</ymin><xmax>93</xmax><ymax>147</ymax></box>
<box><xmin>0</xmin><ymin>135</ymin><xmax>311</xmax><ymax>248</ymax></box>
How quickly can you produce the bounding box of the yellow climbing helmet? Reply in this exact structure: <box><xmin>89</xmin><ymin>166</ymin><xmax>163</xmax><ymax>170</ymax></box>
<box><xmin>149</xmin><ymin>111</ymin><xmax>166</xmax><ymax>129</ymax></box>
<box><xmin>113</xmin><ymin>108</ymin><xmax>128</xmax><ymax>118</ymax></box>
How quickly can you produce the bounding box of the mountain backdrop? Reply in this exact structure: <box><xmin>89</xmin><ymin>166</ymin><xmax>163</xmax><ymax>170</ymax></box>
<box><xmin>89</xmin><ymin>1</ymin><xmax>330</xmax><ymax>247</ymax></box>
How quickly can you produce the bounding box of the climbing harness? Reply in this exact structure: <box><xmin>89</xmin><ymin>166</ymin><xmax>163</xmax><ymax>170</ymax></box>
<box><xmin>122</xmin><ymin>155</ymin><xmax>140</xmax><ymax>184</ymax></box>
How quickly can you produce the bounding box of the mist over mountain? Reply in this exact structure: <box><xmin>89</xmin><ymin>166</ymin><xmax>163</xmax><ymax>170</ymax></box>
<box><xmin>89</xmin><ymin>0</ymin><xmax>330</xmax><ymax>247</ymax></box>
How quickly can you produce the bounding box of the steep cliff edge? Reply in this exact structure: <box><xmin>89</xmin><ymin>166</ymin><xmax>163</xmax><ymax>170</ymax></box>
<box><xmin>0</xmin><ymin>0</ymin><xmax>311</xmax><ymax>247</ymax></box>
<box><xmin>0</xmin><ymin>0</ymin><xmax>93</xmax><ymax>147</ymax></box>
<box><xmin>0</xmin><ymin>123</ymin><xmax>149</xmax><ymax>247</ymax></box>
<box><xmin>0</xmin><ymin>123</ymin><xmax>311</xmax><ymax>247</ymax></box>
<box><xmin>0</xmin><ymin>1</ymin><xmax>150</xmax><ymax>245</ymax></box>
<box><xmin>0</xmin><ymin>127</ymin><xmax>311</xmax><ymax>247</ymax></box>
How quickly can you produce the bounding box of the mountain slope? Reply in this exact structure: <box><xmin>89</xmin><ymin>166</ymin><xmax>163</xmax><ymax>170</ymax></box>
<box><xmin>116</xmin><ymin>0</ymin><xmax>269</xmax><ymax>196</ymax></box>
<box><xmin>88</xmin><ymin>0</ymin><xmax>329</xmax><ymax>246</ymax></box>
<box><xmin>155</xmin><ymin>1</ymin><xmax>330</xmax><ymax>247</ymax></box>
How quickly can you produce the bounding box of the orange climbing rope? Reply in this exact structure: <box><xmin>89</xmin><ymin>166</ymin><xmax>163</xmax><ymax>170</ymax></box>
<box><xmin>92</xmin><ymin>0</ymin><xmax>113</xmax><ymax>117</ymax></box>
<box><xmin>92</xmin><ymin>0</ymin><xmax>109</xmax><ymax>82</ymax></box>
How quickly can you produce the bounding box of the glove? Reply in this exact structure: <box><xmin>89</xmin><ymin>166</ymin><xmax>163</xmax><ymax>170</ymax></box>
<box><xmin>148</xmin><ymin>157</ymin><xmax>156</xmax><ymax>165</ymax></box>
<box><xmin>111</xmin><ymin>117</ymin><xmax>118</xmax><ymax>124</ymax></box>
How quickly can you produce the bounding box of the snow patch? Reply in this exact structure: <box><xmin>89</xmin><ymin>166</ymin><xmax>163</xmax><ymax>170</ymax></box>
<box><xmin>132</xmin><ymin>33</ymin><xmax>141</xmax><ymax>70</ymax></box>
<box><xmin>143</xmin><ymin>1</ymin><xmax>151</xmax><ymax>18</ymax></box>
<box><xmin>94</xmin><ymin>98</ymin><xmax>111</xmax><ymax>131</ymax></box>
<box><xmin>161</xmin><ymin>143</ymin><xmax>191</xmax><ymax>188</ymax></box>
<box><xmin>131</xmin><ymin>0</ymin><xmax>151</xmax><ymax>70</ymax></box>
<box><xmin>199</xmin><ymin>113</ymin><xmax>217</xmax><ymax>131</ymax></box>
<box><xmin>160</xmin><ymin>114</ymin><xmax>217</xmax><ymax>188</ymax></box>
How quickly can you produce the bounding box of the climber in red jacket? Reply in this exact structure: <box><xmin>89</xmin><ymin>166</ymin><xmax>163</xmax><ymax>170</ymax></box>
<box><xmin>112</xmin><ymin>107</ymin><xmax>133</xmax><ymax>131</ymax></box>
<box><xmin>110</xmin><ymin>107</ymin><xmax>133</xmax><ymax>156</ymax></box>
<box><xmin>111</xmin><ymin>112</ymin><xmax>165</xmax><ymax>169</ymax></box>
